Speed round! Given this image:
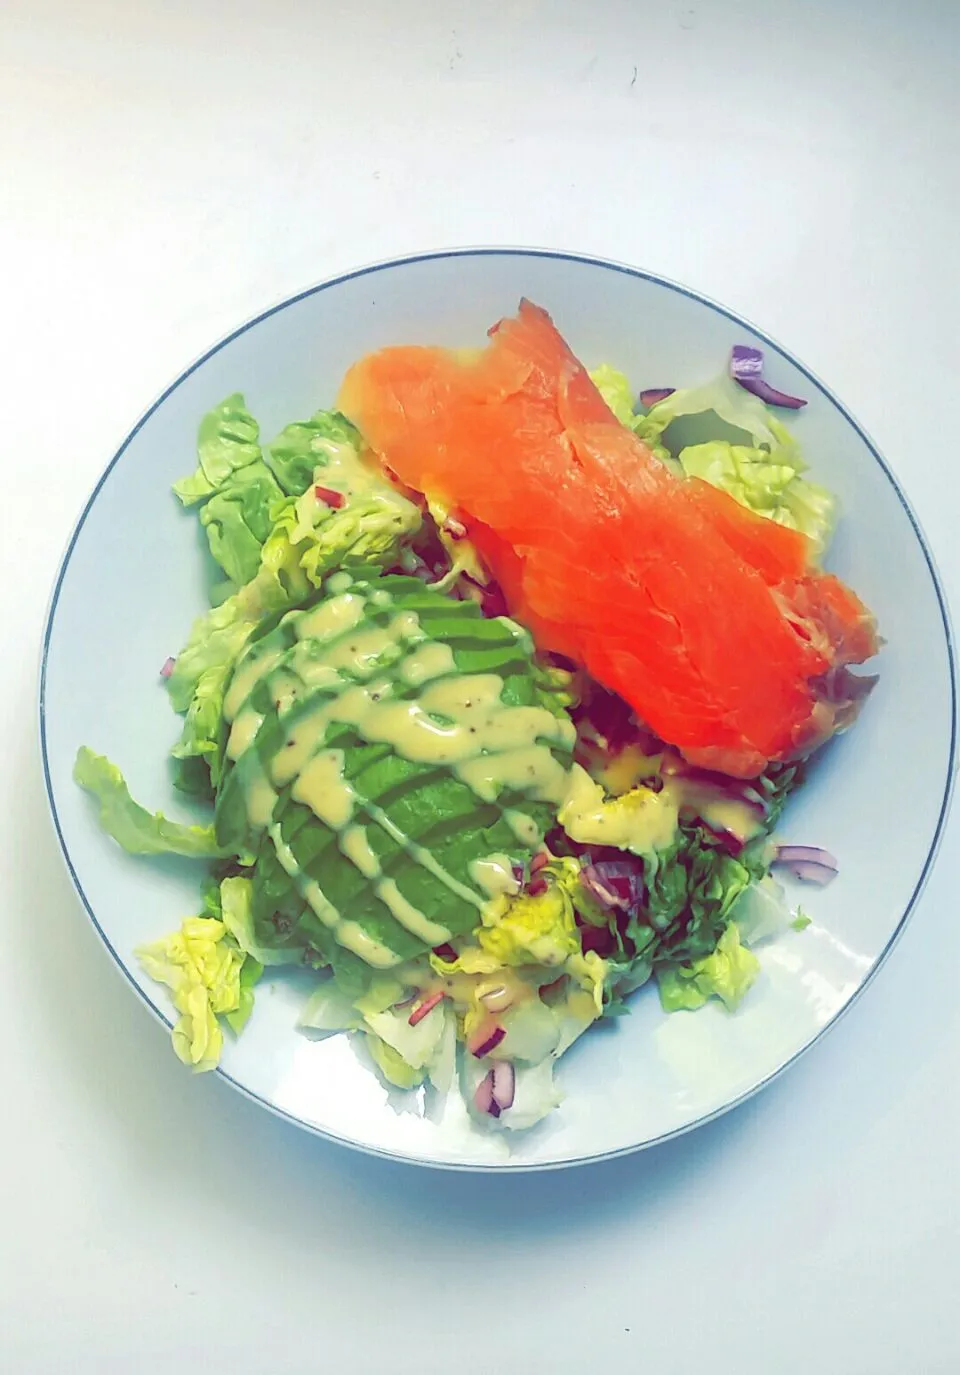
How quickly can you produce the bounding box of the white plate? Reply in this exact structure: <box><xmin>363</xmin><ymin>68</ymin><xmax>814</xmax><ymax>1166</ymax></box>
<box><xmin>40</xmin><ymin>249</ymin><xmax>956</xmax><ymax>1170</ymax></box>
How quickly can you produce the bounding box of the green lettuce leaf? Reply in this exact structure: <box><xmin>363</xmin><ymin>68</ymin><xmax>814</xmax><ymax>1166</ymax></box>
<box><xmin>633</xmin><ymin>370</ymin><xmax>835</xmax><ymax>552</ymax></box>
<box><xmin>198</xmin><ymin>460</ymin><xmax>284</xmax><ymax>586</ymax></box>
<box><xmin>297</xmin><ymin>980</ymin><xmax>364</xmax><ymax>1035</ymax></box>
<box><xmin>219</xmin><ymin>874</ymin><xmax>299</xmax><ymax>966</ymax></box>
<box><xmin>73</xmin><ymin>748</ymin><xmax>225</xmax><ymax>858</ymax></box>
<box><xmin>679</xmin><ymin>440</ymin><xmax>835</xmax><ymax>550</ymax></box>
<box><xmin>588</xmin><ymin>364</ymin><xmax>636</xmax><ymax>425</ymax></box>
<box><xmin>169</xmin><ymin>662</ymin><xmax>231</xmax><ymax>798</ymax></box>
<box><xmin>477</xmin><ymin>874</ymin><xmax>580</xmax><ymax>968</ymax></box>
<box><xmin>164</xmin><ymin>530</ymin><xmax>316</xmax><ymax>797</ymax></box>
<box><xmin>656</xmin><ymin>921</ymin><xmax>760</xmax><ymax>1012</ymax></box>
<box><xmin>173</xmin><ymin>394</ymin><xmax>262</xmax><ymax>506</ymax></box>
<box><xmin>364</xmin><ymin>1000</ymin><xmax>451</xmax><ymax>1072</ymax></box>
<box><xmin>635</xmin><ymin>370</ymin><xmax>797</xmax><ymax>456</ymax></box>
<box><xmin>265</xmin><ymin>410</ymin><xmax>364</xmax><ymax>497</ymax></box>
<box><xmin>269</xmin><ymin>488</ymin><xmax>421</xmax><ymax>590</ymax></box>
<box><xmin>730</xmin><ymin>875</ymin><xmax>791</xmax><ymax>947</ymax></box>
<box><xmin>365</xmin><ymin>1033</ymin><xmax>426</xmax><ymax>1089</ymax></box>
<box><xmin>225</xmin><ymin>955</ymin><xmax>264</xmax><ymax>1034</ymax></box>
<box><xmin>462</xmin><ymin>1052</ymin><xmax>562</xmax><ymax>1130</ymax></box>
<box><xmin>136</xmin><ymin>915</ymin><xmax>255</xmax><ymax>1070</ymax></box>
<box><xmin>636</xmin><ymin>827</ymin><xmax>752</xmax><ymax>968</ymax></box>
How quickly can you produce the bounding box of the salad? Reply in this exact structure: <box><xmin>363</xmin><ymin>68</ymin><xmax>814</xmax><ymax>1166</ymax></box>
<box><xmin>75</xmin><ymin>301</ymin><xmax>878</xmax><ymax>1131</ymax></box>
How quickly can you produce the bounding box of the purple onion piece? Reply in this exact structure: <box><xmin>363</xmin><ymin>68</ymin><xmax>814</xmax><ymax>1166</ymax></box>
<box><xmin>775</xmin><ymin>844</ymin><xmax>839</xmax><ymax>871</ymax></box>
<box><xmin>474</xmin><ymin>1070</ymin><xmax>496</xmax><ymax>1115</ymax></box>
<box><xmin>736</xmin><ymin>376</ymin><xmax>808</xmax><ymax>410</ymax></box>
<box><xmin>589</xmin><ymin>859</ymin><xmax>644</xmax><ymax>906</ymax></box>
<box><xmin>638</xmin><ymin>387</ymin><xmax>675</xmax><ymax>408</ymax></box>
<box><xmin>776</xmin><ymin>858</ymin><xmax>838</xmax><ymax>886</ymax></box>
<box><xmin>470</xmin><ymin>1024</ymin><xmax>506</xmax><ymax>1059</ymax></box>
<box><xmin>491</xmin><ymin>1060</ymin><xmax>515</xmax><ymax>1111</ymax></box>
<box><xmin>160</xmin><ymin>656</ymin><xmax>176</xmax><ymax>679</ymax></box>
<box><xmin>729</xmin><ymin>344</ymin><xmax>808</xmax><ymax>408</ymax></box>
<box><xmin>580</xmin><ymin>864</ymin><xmax>629</xmax><ymax>911</ymax></box>
<box><xmin>729</xmin><ymin>344</ymin><xmax>765</xmax><ymax>380</ymax></box>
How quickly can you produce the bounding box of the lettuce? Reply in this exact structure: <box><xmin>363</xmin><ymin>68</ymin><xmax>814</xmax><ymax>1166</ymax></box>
<box><xmin>265</xmin><ymin>410</ymin><xmax>363</xmax><ymax>497</ymax></box>
<box><xmin>366</xmin><ymin>1034</ymin><xmax>426</xmax><ymax>1090</ymax></box>
<box><xmin>656</xmin><ymin>922</ymin><xmax>760</xmax><ymax>1012</ymax></box>
<box><xmin>636</xmin><ymin>828</ymin><xmax>752</xmax><ymax>967</ymax></box>
<box><xmin>634</xmin><ymin>371</ymin><xmax>835</xmax><ymax>552</ymax></box>
<box><xmin>164</xmin><ymin>403</ymin><xmax>421</xmax><ymax>798</ymax></box>
<box><xmin>136</xmin><ymin>916</ymin><xmax>260</xmax><ymax>1070</ymax></box>
<box><xmin>226</xmin><ymin>955</ymin><xmax>264</xmax><ymax>1035</ymax></box>
<box><xmin>588</xmin><ymin>364</ymin><xmax>636</xmax><ymax>426</ymax></box>
<box><xmin>218</xmin><ymin>875</ymin><xmax>298</xmax><ymax>966</ymax></box>
<box><xmin>198</xmin><ymin>461</ymin><xmax>284</xmax><ymax>587</ymax></box>
<box><xmin>730</xmin><ymin>875</ymin><xmax>792</xmax><ymax>947</ymax></box>
<box><xmin>477</xmin><ymin>879</ymin><xmax>579</xmax><ymax>968</ymax></box>
<box><xmin>173</xmin><ymin>394</ymin><xmax>262</xmax><ymax>506</ymax></box>
<box><xmin>73</xmin><ymin>748</ymin><xmax>225</xmax><ymax>858</ymax></box>
<box><xmin>462</xmin><ymin>1052</ymin><xmax>563</xmax><ymax>1131</ymax></box>
<box><xmin>635</xmin><ymin>370</ymin><xmax>797</xmax><ymax>457</ymax></box>
<box><xmin>364</xmin><ymin>1000</ymin><xmax>451</xmax><ymax>1072</ymax></box>
<box><xmin>297</xmin><ymin>981</ymin><xmax>364</xmax><ymax>1036</ymax></box>
<box><xmin>269</xmin><ymin>488</ymin><xmax>420</xmax><ymax>590</ymax></box>
<box><xmin>679</xmin><ymin>440</ymin><xmax>835</xmax><ymax>550</ymax></box>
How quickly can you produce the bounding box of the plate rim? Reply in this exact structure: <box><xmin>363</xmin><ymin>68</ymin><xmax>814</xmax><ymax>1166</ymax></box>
<box><xmin>38</xmin><ymin>245</ymin><xmax>960</xmax><ymax>1171</ymax></box>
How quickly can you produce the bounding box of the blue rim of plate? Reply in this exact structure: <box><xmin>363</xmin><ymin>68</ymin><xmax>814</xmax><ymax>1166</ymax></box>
<box><xmin>38</xmin><ymin>247</ymin><xmax>959</xmax><ymax>1172</ymax></box>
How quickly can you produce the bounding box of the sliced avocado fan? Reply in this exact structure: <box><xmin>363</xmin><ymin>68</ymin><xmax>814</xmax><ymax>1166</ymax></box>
<box><xmin>214</xmin><ymin>570</ymin><xmax>576</xmax><ymax>971</ymax></box>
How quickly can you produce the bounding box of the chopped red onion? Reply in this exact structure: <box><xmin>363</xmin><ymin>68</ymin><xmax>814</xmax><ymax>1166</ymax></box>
<box><xmin>772</xmin><ymin>844</ymin><xmax>839</xmax><ymax>885</ymax></box>
<box><xmin>729</xmin><ymin>346</ymin><xmax>807</xmax><ymax>410</ymax></box>
<box><xmin>408</xmin><ymin>990</ymin><xmax>445</xmax><ymax>1026</ymax></box>
<box><xmin>775</xmin><ymin>844</ymin><xmax>839</xmax><ymax>869</ymax></box>
<box><xmin>393</xmin><ymin>991</ymin><xmax>418</xmax><ymax>1010</ymax></box>
<box><xmin>480</xmin><ymin>583</ymin><xmax>508</xmax><ymax>618</ymax></box>
<box><xmin>580</xmin><ymin>924</ymin><xmax>617</xmax><ymax>957</ymax></box>
<box><xmin>639</xmin><ymin>388</ymin><xmax>675</xmax><ymax>407</ymax></box>
<box><xmin>729</xmin><ymin>345</ymin><xmax>765</xmax><ymax>379</ymax></box>
<box><xmin>480</xmin><ymin>984</ymin><xmax>514</xmax><ymax>1015</ymax></box>
<box><xmin>779</xmin><ymin>859</ymin><xmax>837</xmax><ymax>885</ymax></box>
<box><xmin>474</xmin><ymin>1069</ymin><xmax>496</xmax><ymax>1115</ymax></box>
<box><xmin>530</xmin><ymin>851</ymin><xmax>549</xmax><ymax>875</ymax></box>
<box><xmin>580</xmin><ymin>864</ymin><xmax>629</xmax><ymax>911</ymax></box>
<box><xmin>431</xmin><ymin>942</ymin><xmax>458</xmax><ymax>963</ymax></box>
<box><xmin>491</xmin><ymin>1061</ymin><xmax>515</xmax><ymax>1111</ymax></box>
<box><xmin>589</xmin><ymin>859</ymin><xmax>644</xmax><ymax>907</ymax></box>
<box><xmin>160</xmin><ymin>656</ymin><xmax>176</xmax><ymax>679</ymax></box>
<box><xmin>468</xmin><ymin>1022</ymin><xmax>506</xmax><ymax>1058</ymax></box>
<box><xmin>527</xmin><ymin>875</ymin><xmax>548</xmax><ymax>897</ymax></box>
<box><xmin>461</xmin><ymin>573</ymin><xmax>507</xmax><ymax>617</ymax></box>
<box><xmin>314</xmin><ymin>484</ymin><xmax>346</xmax><ymax>508</ymax></box>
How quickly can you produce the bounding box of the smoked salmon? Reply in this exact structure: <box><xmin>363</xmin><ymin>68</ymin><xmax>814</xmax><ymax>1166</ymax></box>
<box><xmin>338</xmin><ymin>300</ymin><xmax>878</xmax><ymax>777</ymax></box>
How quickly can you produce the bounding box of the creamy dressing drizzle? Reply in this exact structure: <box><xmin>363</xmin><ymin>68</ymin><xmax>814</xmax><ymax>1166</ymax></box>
<box><xmin>225</xmin><ymin>575</ymin><xmax>570</xmax><ymax>966</ymax></box>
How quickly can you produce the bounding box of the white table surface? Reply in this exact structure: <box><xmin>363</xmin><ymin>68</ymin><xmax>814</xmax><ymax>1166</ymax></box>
<box><xmin>4</xmin><ymin>2</ymin><xmax>958</xmax><ymax>1371</ymax></box>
